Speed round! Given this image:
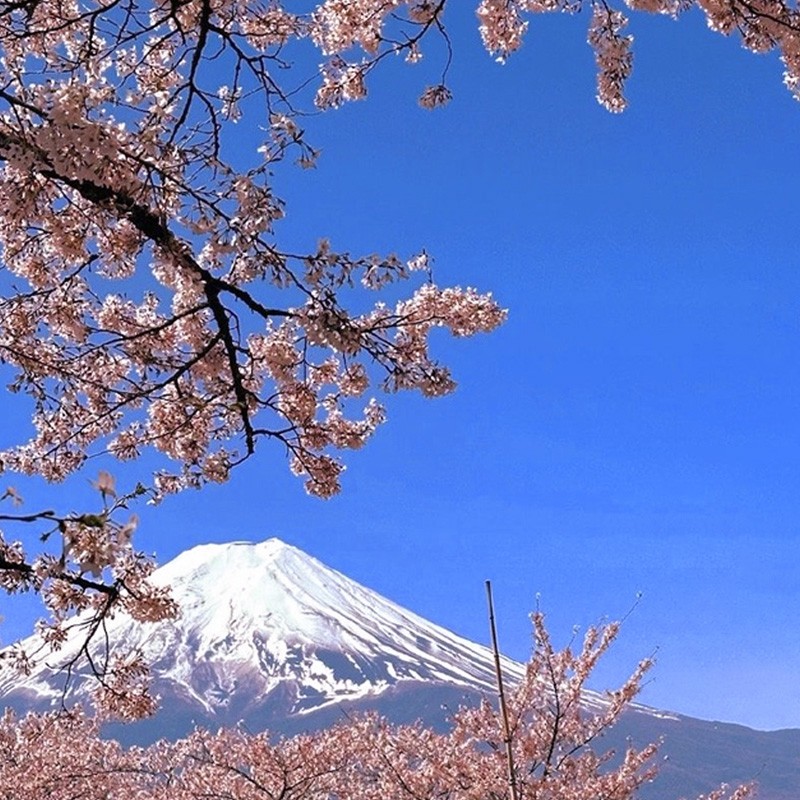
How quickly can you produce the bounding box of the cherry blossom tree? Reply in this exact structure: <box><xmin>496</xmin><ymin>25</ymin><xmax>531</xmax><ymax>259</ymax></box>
<box><xmin>0</xmin><ymin>0</ymin><xmax>797</xmax><ymax>723</ymax></box>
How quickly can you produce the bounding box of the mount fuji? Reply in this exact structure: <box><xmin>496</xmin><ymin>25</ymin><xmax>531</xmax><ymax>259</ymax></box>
<box><xmin>0</xmin><ymin>539</ymin><xmax>527</xmax><ymax>735</ymax></box>
<box><xmin>0</xmin><ymin>538</ymin><xmax>798</xmax><ymax>800</ymax></box>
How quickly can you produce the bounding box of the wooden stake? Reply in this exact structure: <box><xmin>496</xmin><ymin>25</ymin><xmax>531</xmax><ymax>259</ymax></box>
<box><xmin>486</xmin><ymin>580</ymin><xmax>520</xmax><ymax>800</ymax></box>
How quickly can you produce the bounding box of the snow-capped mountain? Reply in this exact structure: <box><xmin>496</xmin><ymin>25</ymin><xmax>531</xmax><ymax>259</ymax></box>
<box><xmin>0</xmin><ymin>538</ymin><xmax>526</xmax><ymax>726</ymax></box>
<box><xmin>1</xmin><ymin>539</ymin><xmax>798</xmax><ymax>800</ymax></box>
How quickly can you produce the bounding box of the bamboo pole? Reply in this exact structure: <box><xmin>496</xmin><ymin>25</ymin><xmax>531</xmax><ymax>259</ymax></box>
<box><xmin>485</xmin><ymin>580</ymin><xmax>520</xmax><ymax>800</ymax></box>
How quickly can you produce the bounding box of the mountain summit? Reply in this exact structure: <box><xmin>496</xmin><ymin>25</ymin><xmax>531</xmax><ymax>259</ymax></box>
<box><xmin>151</xmin><ymin>537</ymin><xmax>524</xmax><ymax>700</ymax></box>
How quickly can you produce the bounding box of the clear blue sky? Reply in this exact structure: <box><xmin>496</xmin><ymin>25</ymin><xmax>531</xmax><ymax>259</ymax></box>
<box><xmin>1</xmin><ymin>6</ymin><xmax>799</xmax><ymax>730</ymax></box>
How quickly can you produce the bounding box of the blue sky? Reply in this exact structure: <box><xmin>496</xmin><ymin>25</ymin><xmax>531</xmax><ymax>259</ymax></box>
<box><xmin>2</xmin><ymin>6</ymin><xmax>799</xmax><ymax>730</ymax></box>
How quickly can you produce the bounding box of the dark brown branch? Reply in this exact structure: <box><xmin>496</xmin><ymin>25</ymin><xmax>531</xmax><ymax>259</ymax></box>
<box><xmin>0</xmin><ymin>554</ymin><xmax>119</xmax><ymax>596</ymax></box>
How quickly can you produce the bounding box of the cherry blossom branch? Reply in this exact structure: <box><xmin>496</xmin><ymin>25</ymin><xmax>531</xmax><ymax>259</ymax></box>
<box><xmin>0</xmin><ymin>477</ymin><xmax>177</xmax><ymax>717</ymax></box>
<box><xmin>0</xmin><ymin>0</ymin><xmax>790</xmax><ymax>510</ymax></box>
<box><xmin>0</xmin><ymin>553</ymin><xmax>118</xmax><ymax>597</ymax></box>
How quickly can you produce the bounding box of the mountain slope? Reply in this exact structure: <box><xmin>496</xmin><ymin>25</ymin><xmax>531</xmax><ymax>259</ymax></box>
<box><xmin>0</xmin><ymin>539</ymin><xmax>525</xmax><ymax>720</ymax></box>
<box><xmin>0</xmin><ymin>538</ymin><xmax>797</xmax><ymax>800</ymax></box>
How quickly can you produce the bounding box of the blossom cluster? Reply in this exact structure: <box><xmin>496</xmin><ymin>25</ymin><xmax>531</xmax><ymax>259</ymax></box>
<box><xmin>587</xmin><ymin>5</ymin><xmax>634</xmax><ymax>112</ymax></box>
<box><xmin>476</xmin><ymin>0</ymin><xmax>800</xmax><ymax>110</ymax></box>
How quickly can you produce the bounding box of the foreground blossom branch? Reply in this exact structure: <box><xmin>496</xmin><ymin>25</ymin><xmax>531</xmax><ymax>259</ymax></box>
<box><xmin>1</xmin><ymin>0</ymin><xmax>798</xmax><ymax>507</ymax></box>
<box><xmin>0</xmin><ymin>475</ymin><xmax>177</xmax><ymax>717</ymax></box>
<box><xmin>0</xmin><ymin>16</ymin><xmax>505</xmax><ymax>499</ymax></box>
<box><xmin>478</xmin><ymin>0</ymin><xmax>800</xmax><ymax>111</ymax></box>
